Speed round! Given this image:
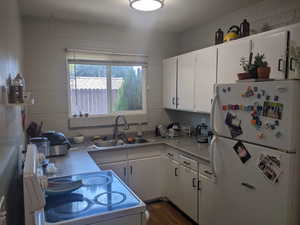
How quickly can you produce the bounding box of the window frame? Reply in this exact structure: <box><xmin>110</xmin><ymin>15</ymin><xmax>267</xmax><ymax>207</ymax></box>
<box><xmin>67</xmin><ymin>60</ymin><xmax>147</xmax><ymax>118</ymax></box>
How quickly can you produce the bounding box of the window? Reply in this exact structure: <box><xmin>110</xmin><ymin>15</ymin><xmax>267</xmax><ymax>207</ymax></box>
<box><xmin>67</xmin><ymin>50</ymin><xmax>147</xmax><ymax>117</ymax></box>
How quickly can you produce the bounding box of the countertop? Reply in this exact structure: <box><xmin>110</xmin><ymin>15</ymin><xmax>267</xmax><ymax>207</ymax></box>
<box><xmin>48</xmin><ymin>135</ymin><xmax>211</xmax><ymax>178</ymax></box>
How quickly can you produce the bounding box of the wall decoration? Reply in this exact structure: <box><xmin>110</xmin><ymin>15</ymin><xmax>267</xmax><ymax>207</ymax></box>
<box><xmin>225</xmin><ymin>112</ymin><xmax>243</xmax><ymax>138</ymax></box>
<box><xmin>233</xmin><ymin>141</ymin><xmax>251</xmax><ymax>164</ymax></box>
<box><xmin>257</xmin><ymin>154</ymin><xmax>282</xmax><ymax>184</ymax></box>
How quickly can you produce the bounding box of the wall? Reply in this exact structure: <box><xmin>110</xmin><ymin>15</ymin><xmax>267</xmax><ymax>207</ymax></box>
<box><xmin>180</xmin><ymin>0</ymin><xmax>300</xmax><ymax>53</ymax></box>
<box><xmin>0</xmin><ymin>0</ymin><xmax>24</xmax><ymax>224</ymax></box>
<box><xmin>23</xmin><ymin>17</ymin><xmax>180</xmax><ymax>137</ymax></box>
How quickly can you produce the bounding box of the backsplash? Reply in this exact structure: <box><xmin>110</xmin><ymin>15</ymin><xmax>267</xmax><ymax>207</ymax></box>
<box><xmin>165</xmin><ymin>109</ymin><xmax>210</xmax><ymax>130</ymax></box>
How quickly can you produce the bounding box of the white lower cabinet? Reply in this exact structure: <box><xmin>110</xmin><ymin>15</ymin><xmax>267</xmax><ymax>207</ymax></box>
<box><xmin>180</xmin><ymin>165</ymin><xmax>198</xmax><ymax>222</ymax></box>
<box><xmin>99</xmin><ymin>161</ymin><xmax>128</xmax><ymax>184</ymax></box>
<box><xmin>128</xmin><ymin>156</ymin><xmax>163</xmax><ymax>201</ymax></box>
<box><xmin>165</xmin><ymin>157</ymin><xmax>198</xmax><ymax>222</ymax></box>
<box><xmin>93</xmin><ymin>145</ymin><xmax>215</xmax><ymax>225</ymax></box>
<box><xmin>198</xmin><ymin>175</ymin><xmax>216</xmax><ymax>225</ymax></box>
<box><xmin>165</xmin><ymin>158</ymin><xmax>182</xmax><ymax>207</ymax></box>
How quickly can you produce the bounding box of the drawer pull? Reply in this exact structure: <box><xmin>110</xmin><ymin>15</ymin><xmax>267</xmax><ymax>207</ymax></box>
<box><xmin>241</xmin><ymin>182</ymin><xmax>256</xmax><ymax>190</ymax></box>
<box><xmin>204</xmin><ymin>170</ymin><xmax>213</xmax><ymax>175</ymax></box>
<box><xmin>183</xmin><ymin>161</ymin><xmax>191</xmax><ymax>165</ymax></box>
<box><xmin>123</xmin><ymin>167</ymin><xmax>126</xmax><ymax>177</ymax></box>
<box><xmin>167</xmin><ymin>153</ymin><xmax>174</xmax><ymax>157</ymax></box>
<box><xmin>175</xmin><ymin>168</ymin><xmax>178</xmax><ymax>176</ymax></box>
<box><xmin>192</xmin><ymin>178</ymin><xmax>197</xmax><ymax>188</ymax></box>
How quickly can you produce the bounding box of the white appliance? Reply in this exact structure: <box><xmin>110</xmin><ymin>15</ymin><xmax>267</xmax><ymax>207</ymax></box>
<box><xmin>23</xmin><ymin>145</ymin><xmax>147</xmax><ymax>225</ymax></box>
<box><xmin>210</xmin><ymin>80</ymin><xmax>300</xmax><ymax>225</ymax></box>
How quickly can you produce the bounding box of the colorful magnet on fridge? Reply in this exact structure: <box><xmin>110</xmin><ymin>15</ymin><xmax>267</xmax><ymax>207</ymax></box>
<box><xmin>239</xmin><ymin>105</ymin><xmax>244</xmax><ymax>111</ymax></box>
<box><xmin>227</xmin><ymin>87</ymin><xmax>231</xmax><ymax>92</ymax></box>
<box><xmin>275</xmin><ymin>120</ymin><xmax>279</xmax><ymax>126</ymax></box>
<box><xmin>256</xmin><ymin>132</ymin><xmax>264</xmax><ymax>139</ymax></box>
<box><xmin>261</xmin><ymin>90</ymin><xmax>266</xmax><ymax>96</ymax></box>
<box><xmin>222</xmin><ymin>105</ymin><xmax>228</xmax><ymax>111</ymax></box>
<box><xmin>275</xmin><ymin>131</ymin><xmax>282</xmax><ymax>138</ymax></box>
<box><xmin>274</xmin><ymin>96</ymin><xmax>279</xmax><ymax>101</ymax></box>
<box><xmin>266</xmin><ymin>95</ymin><xmax>270</xmax><ymax>100</ymax></box>
<box><xmin>253</xmin><ymin>87</ymin><xmax>258</xmax><ymax>92</ymax></box>
<box><xmin>251</xmin><ymin>119</ymin><xmax>257</xmax><ymax>126</ymax></box>
<box><xmin>257</xmin><ymin>93</ymin><xmax>261</xmax><ymax>99</ymax></box>
<box><xmin>222</xmin><ymin>88</ymin><xmax>227</xmax><ymax>93</ymax></box>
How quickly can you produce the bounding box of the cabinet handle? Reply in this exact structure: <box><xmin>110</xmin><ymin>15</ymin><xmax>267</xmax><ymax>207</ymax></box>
<box><xmin>167</xmin><ymin>153</ymin><xmax>174</xmax><ymax>157</ymax></box>
<box><xmin>204</xmin><ymin>170</ymin><xmax>213</xmax><ymax>175</ymax></box>
<box><xmin>175</xmin><ymin>168</ymin><xmax>178</xmax><ymax>176</ymax></box>
<box><xmin>278</xmin><ymin>58</ymin><xmax>283</xmax><ymax>72</ymax></box>
<box><xmin>241</xmin><ymin>182</ymin><xmax>256</xmax><ymax>190</ymax></box>
<box><xmin>192</xmin><ymin>178</ymin><xmax>197</xmax><ymax>188</ymax></box>
<box><xmin>172</xmin><ymin>97</ymin><xmax>175</xmax><ymax>105</ymax></box>
<box><xmin>290</xmin><ymin>57</ymin><xmax>296</xmax><ymax>72</ymax></box>
<box><xmin>130</xmin><ymin>166</ymin><xmax>133</xmax><ymax>175</ymax></box>
<box><xmin>183</xmin><ymin>161</ymin><xmax>191</xmax><ymax>166</ymax></box>
<box><xmin>176</xmin><ymin>97</ymin><xmax>179</xmax><ymax>106</ymax></box>
<box><xmin>124</xmin><ymin>167</ymin><xmax>126</xmax><ymax>177</ymax></box>
<box><xmin>197</xmin><ymin>180</ymin><xmax>202</xmax><ymax>190</ymax></box>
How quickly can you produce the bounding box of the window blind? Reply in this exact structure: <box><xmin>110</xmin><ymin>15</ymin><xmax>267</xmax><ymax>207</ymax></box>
<box><xmin>66</xmin><ymin>48</ymin><xmax>148</xmax><ymax>65</ymax></box>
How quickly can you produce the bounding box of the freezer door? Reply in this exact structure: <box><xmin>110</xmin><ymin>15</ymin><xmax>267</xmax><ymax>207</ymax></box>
<box><xmin>212</xmin><ymin>80</ymin><xmax>300</xmax><ymax>151</ymax></box>
<box><xmin>212</xmin><ymin>137</ymin><xmax>296</xmax><ymax>225</ymax></box>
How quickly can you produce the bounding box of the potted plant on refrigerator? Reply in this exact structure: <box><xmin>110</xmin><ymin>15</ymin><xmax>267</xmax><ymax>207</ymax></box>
<box><xmin>254</xmin><ymin>53</ymin><xmax>270</xmax><ymax>79</ymax></box>
<box><xmin>238</xmin><ymin>52</ymin><xmax>256</xmax><ymax>80</ymax></box>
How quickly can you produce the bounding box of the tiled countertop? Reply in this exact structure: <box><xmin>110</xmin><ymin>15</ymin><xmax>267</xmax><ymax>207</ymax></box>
<box><xmin>48</xmin><ymin>135</ymin><xmax>211</xmax><ymax>178</ymax></box>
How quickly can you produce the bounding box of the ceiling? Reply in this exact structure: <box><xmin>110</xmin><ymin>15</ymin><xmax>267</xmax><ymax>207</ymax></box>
<box><xmin>20</xmin><ymin>0</ymin><xmax>262</xmax><ymax>32</ymax></box>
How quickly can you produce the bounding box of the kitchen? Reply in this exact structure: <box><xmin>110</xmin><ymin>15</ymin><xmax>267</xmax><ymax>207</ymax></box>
<box><xmin>1</xmin><ymin>0</ymin><xmax>300</xmax><ymax>225</ymax></box>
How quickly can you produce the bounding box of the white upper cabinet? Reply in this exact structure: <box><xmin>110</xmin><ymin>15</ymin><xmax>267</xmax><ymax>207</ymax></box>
<box><xmin>177</xmin><ymin>52</ymin><xmax>196</xmax><ymax>111</ymax></box>
<box><xmin>251</xmin><ymin>31</ymin><xmax>288</xmax><ymax>80</ymax></box>
<box><xmin>163</xmin><ymin>57</ymin><xmax>177</xmax><ymax>109</ymax></box>
<box><xmin>194</xmin><ymin>47</ymin><xmax>217</xmax><ymax>113</ymax></box>
<box><xmin>217</xmin><ymin>39</ymin><xmax>251</xmax><ymax>84</ymax></box>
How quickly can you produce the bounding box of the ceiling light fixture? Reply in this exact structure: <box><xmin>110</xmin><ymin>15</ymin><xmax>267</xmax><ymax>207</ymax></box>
<box><xmin>129</xmin><ymin>0</ymin><xmax>164</xmax><ymax>12</ymax></box>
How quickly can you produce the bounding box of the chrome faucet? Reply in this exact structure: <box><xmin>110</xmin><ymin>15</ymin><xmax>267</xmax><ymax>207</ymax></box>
<box><xmin>113</xmin><ymin>115</ymin><xmax>130</xmax><ymax>142</ymax></box>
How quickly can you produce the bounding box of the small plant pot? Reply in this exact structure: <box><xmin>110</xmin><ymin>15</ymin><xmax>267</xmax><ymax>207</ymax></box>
<box><xmin>237</xmin><ymin>72</ymin><xmax>252</xmax><ymax>80</ymax></box>
<box><xmin>257</xmin><ymin>67</ymin><xmax>271</xmax><ymax>79</ymax></box>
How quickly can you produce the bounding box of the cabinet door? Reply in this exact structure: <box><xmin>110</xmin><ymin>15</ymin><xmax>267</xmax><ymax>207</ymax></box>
<box><xmin>251</xmin><ymin>31</ymin><xmax>288</xmax><ymax>80</ymax></box>
<box><xmin>99</xmin><ymin>161</ymin><xmax>128</xmax><ymax>184</ymax></box>
<box><xmin>217</xmin><ymin>39</ymin><xmax>251</xmax><ymax>84</ymax></box>
<box><xmin>129</xmin><ymin>156</ymin><xmax>163</xmax><ymax>201</ymax></box>
<box><xmin>165</xmin><ymin>159</ymin><xmax>182</xmax><ymax>207</ymax></box>
<box><xmin>177</xmin><ymin>52</ymin><xmax>196</xmax><ymax>111</ymax></box>
<box><xmin>163</xmin><ymin>57</ymin><xmax>177</xmax><ymax>109</ymax></box>
<box><xmin>194</xmin><ymin>47</ymin><xmax>217</xmax><ymax>113</ymax></box>
<box><xmin>198</xmin><ymin>175</ymin><xmax>216</xmax><ymax>225</ymax></box>
<box><xmin>180</xmin><ymin>166</ymin><xmax>198</xmax><ymax>222</ymax></box>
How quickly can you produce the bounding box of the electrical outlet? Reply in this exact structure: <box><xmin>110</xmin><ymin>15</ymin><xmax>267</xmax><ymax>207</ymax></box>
<box><xmin>0</xmin><ymin>196</ymin><xmax>7</xmax><ymax>225</ymax></box>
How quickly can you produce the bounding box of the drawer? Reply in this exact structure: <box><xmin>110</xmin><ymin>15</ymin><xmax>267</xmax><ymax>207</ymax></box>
<box><xmin>178</xmin><ymin>154</ymin><xmax>198</xmax><ymax>171</ymax></box>
<box><xmin>88</xmin><ymin>149</ymin><xmax>127</xmax><ymax>164</ymax></box>
<box><xmin>128</xmin><ymin>145</ymin><xmax>163</xmax><ymax>160</ymax></box>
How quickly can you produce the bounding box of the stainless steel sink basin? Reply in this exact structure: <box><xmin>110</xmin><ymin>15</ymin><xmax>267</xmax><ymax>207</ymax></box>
<box><xmin>129</xmin><ymin>138</ymin><xmax>149</xmax><ymax>144</ymax></box>
<box><xmin>94</xmin><ymin>139</ymin><xmax>124</xmax><ymax>147</ymax></box>
<box><xmin>94</xmin><ymin>137</ymin><xmax>149</xmax><ymax>147</ymax></box>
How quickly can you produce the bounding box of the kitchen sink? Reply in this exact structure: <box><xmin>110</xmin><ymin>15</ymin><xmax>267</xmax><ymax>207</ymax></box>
<box><xmin>128</xmin><ymin>138</ymin><xmax>149</xmax><ymax>144</ymax></box>
<box><xmin>94</xmin><ymin>137</ymin><xmax>149</xmax><ymax>147</ymax></box>
<box><xmin>94</xmin><ymin>139</ymin><xmax>124</xmax><ymax>147</ymax></box>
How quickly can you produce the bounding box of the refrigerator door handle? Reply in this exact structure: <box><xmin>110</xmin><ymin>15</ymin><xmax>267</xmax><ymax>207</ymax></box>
<box><xmin>241</xmin><ymin>182</ymin><xmax>256</xmax><ymax>190</ymax></box>
<box><xmin>210</xmin><ymin>86</ymin><xmax>219</xmax><ymax>135</ymax></box>
<box><xmin>210</xmin><ymin>136</ymin><xmax>217</xmax><ymax>177</ymax></box>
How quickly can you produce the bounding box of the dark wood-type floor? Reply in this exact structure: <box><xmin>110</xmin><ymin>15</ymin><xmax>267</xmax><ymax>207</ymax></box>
<box><xmin>146</xmin><ymin>201</ymin><xmax>196</xmax><ymax>225</ymax></box>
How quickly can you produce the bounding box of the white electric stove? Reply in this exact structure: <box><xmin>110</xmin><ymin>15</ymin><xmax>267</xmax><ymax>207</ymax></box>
<box><xmin>23</xmin><ymin>144</ymin><xmax>146</xmax><ymax>225</ymax></box>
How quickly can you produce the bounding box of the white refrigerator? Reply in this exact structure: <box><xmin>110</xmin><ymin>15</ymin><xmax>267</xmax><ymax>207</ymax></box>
<box><xmin>210</xmin><ymin>80</ymin><xmax>300</xmax><ymax>225</ymax></box>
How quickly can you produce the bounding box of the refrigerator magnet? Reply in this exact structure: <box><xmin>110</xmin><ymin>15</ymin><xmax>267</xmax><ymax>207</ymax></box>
<box><xmin>257</xmin><ymin>154</ymin><xmax>282</xmax><ymax>184</ymax></box>
<box><xmin>225</xmin><ymin>112</ymin><xmax>243</xmax><ymax>138</ymax></box>
<box><xmin>233</xmin><ymin>141</ymin><xmax>251</xmax><ymax>164</ymax></box>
